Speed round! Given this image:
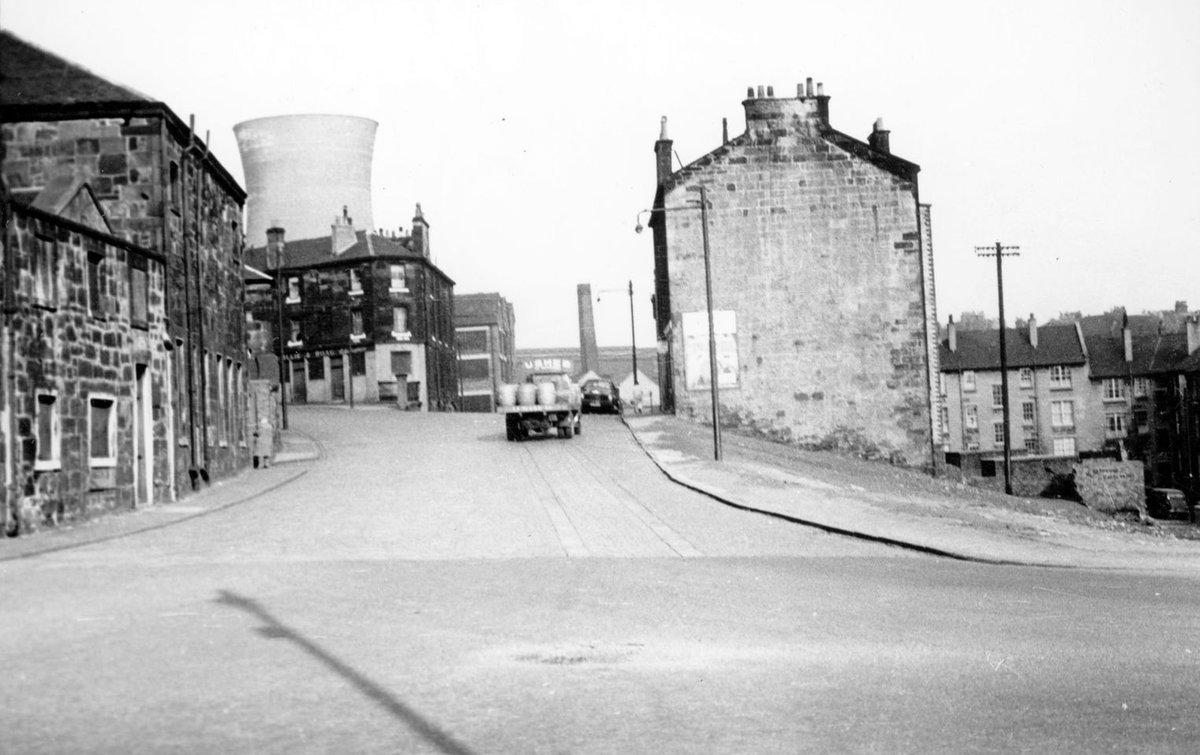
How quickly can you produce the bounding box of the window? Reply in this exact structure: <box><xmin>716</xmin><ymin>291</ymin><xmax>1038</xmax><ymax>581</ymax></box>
<box><xmin>1134</xmin><ymin>409</ymin><xmax>1150</xmax><ymax>434</ymax></box>
<box><xmin>1050</xmin><ymin>400</ymin><xmax>1074</xmax><ymax>429</ymax></box>
<box><xmin>351</xmin><ymin>310</ymin><xmax>364</xmax><ymax>337</ymax></box>
<box><xmin>350</xmin><ymin>351</ymin><xmax>366</xmax><ymax>376</ymax></box>
<box><xmin>992</xmin><ymin>384</ymin><xmax>1004</xmax><ymax>408</ymax></box>
<box><xmin>130</xmin><ymin>263</ymin><xmax>149</xmax><ymax>328</ymax></box>
<box><xmin>939</xmin><ymin>406</ymin><xmax>950</xmax><ymax>438</ymax></box>
<box><xmin>349</xmin><ymin>269</ymin><xmax>363</xmax><ymax>294</ymax></box>
<box><xmin>965</xmin><ymin>405</ymin><xmax>978</xmax><ymax>429</ymax></box>
<box><xmin>32</xmin><ymin>236</ymin><xmax>56</xmax><ymax>305</ymax></box>
<box><xmin>169</xmin><ymin>161</ymin><xmax>180</xmax><ymax>203</ymax></box>
<box><xmin>389</xmin><ymin>264</ymin><xmax>407</xmax><ymax>291</ymax></box>
<box><xmin>1133</xmin><ymin>378</ymin><xmax>1150</xmax><ymax>398</ymax></box>
<box><xmin>392</xmin><ymin>305</ymin><xmax>409</xmax><ymax>335</ymax></box>
<box><xmin>1019</xmin><ymin>368</ymin><xmax>1033</xmax><ymax>388</ymax></box>
<box><xmin>1024</xmin><ymin>436</ymin><xmax>1040</xmax><ymax>453</ymax></box>
<box><xmin>1106</xmin><ymin>412</ymin><xmax>1127</xmax><ymax>437</ymax></box>
<box><xmin>87</xmin><ymin>252</ymin><xmax>104</xmax><ymax>316</ymax></box>
<box><xmin>1052</xmin><ymin>437</ymin><xmax>1077</xmax><ymax>457</ymax></box>
<box><xmin>287</xmin><ymin>277</ymin><xmax>301</xmax><ymax>303</ymax></box>
<box><xmin>288</xmin><ymin>319</ymin><xmax>302</xmax><ymax>346</ymax></box>
<box><xmin>962</xmin><ymin>371</ymin><xmax>976</xmax><ymax>392</ymax></box>
<box><xmin>993</xmin><ymin>422</ymin><xmax>1005</xmax><ymax>444</ymax></box>
<box><xmin>308</xmin><ymin>356</ymin><xmax>325</xmax><ymax>380</ymax></box>
<box><xmin>1102</xmin><ymin>378</ymin><xmax>1126</xmax><ymax>401</ymax></box>
<box><xmin>35</xmin><ymin>392</ymin><xmax>60</xmax><ymax>470</ymax></box>
<box><xmin>1021</xmin><ymin>401</ymin><xmax>1036</xmax><ymax>425</ymax></box>
<box><xmin>89</xmin><ymin>394</ymin><xmax>117</xmax><ymax>466</ymax></box>
<box><xmin>1049</xmin><ymin>365</ymin><xmax>1072</xmax><ymax>389</ymax></box>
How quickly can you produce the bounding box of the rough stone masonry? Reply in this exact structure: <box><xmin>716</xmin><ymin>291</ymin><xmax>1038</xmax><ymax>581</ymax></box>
<box><xmin>652</xmin><ymin>81</ymin><xmax>937</xmax><ymax>467</ymax></box>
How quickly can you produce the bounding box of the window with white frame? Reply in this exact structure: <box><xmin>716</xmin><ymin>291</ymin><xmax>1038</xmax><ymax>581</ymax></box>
<box><xmin>1049</xmin><ymin>365</ymin><xmax>1072</xmax><ymax>389</ymax></box>
<box><xmin>1052</xmin><ymin>437</ymin><xmax>1077</xmax><ymax>457</ymax></box>
<box><xmin>992</xmin><ymin>384</ymin><xmax>1004</xmax><ymax>408</ymax></box>
<box><xmin>35</xmin><ymin>392</ymin><xmax>61</xmax><ymax>470</ymax></box>
<box><xmin>389</xmin><ymin>264</ymin><xmax>407</xmax><ymax>292</ymax></box>
<box><xmin>1133</xmin><ymin>378</ymin><xmax>1150</xmax><ymax>398</ymax></box>
<box><xmin>962</xmin><ymin>371</ymin><xmax>976</xmax><ymax>392</ymax></box>
<box><xmin>965</xmin><ymin>405</ymin><xmax>979</xmax><ymax>429</ymax></box>
<box><xmin>87</xmin><ymin>251</ymin><xmax>104</xmax><ymax>316</ymax></box>
<box><xmin>349</xmin><ymin>268</ymin><xmax>363</xmax><ymax>294</ymax></box>
<box><xmin>32</xmin><ymin>236</ymin><xmax>56</xmax><ymax>305</ymax></box>
<box><xmin>392</xmin><ymin>305</ymin><xmax>409</xmax><ymax>334</ymax></box>
<box><xmin>1134</xmin><ymin>409</ymin><xmax>1150</xmax><ymax>433</ymax></box>
<box><xmin>130</xmin><ymin>263</ymin><xmax>149</xmax><ymax>328</ymax></box>
<box><xmin>1022</xmin><ymin>401</ymin><xmax>1036</xmax><ymax>425</ymax></box>
<box><xmin>88</xmin><ymin>394</ymin><xmax>117</xmax><ymax>467</ymax></box>
<box><xmin>351</xmin><ymin>309</ymin><xmax>364</xmax><ymax>338</ymax></box>
<box><xmin>287</xmin><ymin>276</ymin><xmax>301</xmax><ymax>303</ymax></box>
<box><xmin>1019</xmin><ymin>368</ymin><xmax>1033</xmax><ymax>388</ymax></box>
<box><xmin>288</xmin><ymin>318</ymin><xmax>302</xmax><ymax>346</ymax></box>
<box><xmin>1106</xmin><ymin>412</ymin><xmax>1127</xmax><ymax>437</ymax></box>
<box><xmin>1102</xmin><ymin>378</ymin><xmax>1126</xmax><ymax>401</ymax></box>
<box><xmin>1050</xmin><ymin>400</ymin><xmax>1075</xmax><ymax>429</ymax></box>
<box><xmin>939</xmin><ymin>406</ymin><xmax>950</xmax><ymax>438</ymax></box>
<box><xmin>1024</xmin><ymin>435</ymin><xmax>1040</xmax><ymax>453</ymax></box>
<box><xmin>993</xmin><ymin>422</ymin><xmax>1005</xmax><ymax>444</ymax></box>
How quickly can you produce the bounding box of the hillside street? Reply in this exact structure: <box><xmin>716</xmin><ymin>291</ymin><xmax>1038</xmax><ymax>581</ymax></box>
<box><xmin>2</xmin><ymin>406</ymin><xmax>1198</xmax><ymax>753</ymax></box>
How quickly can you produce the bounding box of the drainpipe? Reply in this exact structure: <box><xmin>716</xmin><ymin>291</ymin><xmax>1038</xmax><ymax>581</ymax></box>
<box><xmin>2</xmin><ymin>174</ymin><xmax>15</xmax><ymax>534</ymax></box>
<box><xmin>193</xmin><ymin>127</ymin><xmax>211</xmax><ymax>479</ymax></box>
<box><xmin>179</xmin><ymin>119</ymin><xmax>198</xmax><ymax>479</ymax></box>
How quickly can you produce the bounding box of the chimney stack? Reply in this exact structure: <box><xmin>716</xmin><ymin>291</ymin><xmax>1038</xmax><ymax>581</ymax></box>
<box><xmin>577</xmin><ymin>283</ymin><xmax>600</xmax><ymax>375</ymax></box>
<box><xmin>331</xmin><ymin>206</ymin><xmax>357</xmax><ymax>255</ymax></box>
<box><xmin>266</xmin><ymin>226</ymin><xmax>285</xmax><ymax>270</ymax></box>
<box><xmin>654</xmin><ymin>116</ymin><xmax>673</xmax><ymax>185</ymax></box>
<box><xmin>868</xmin><ymin>117</ymin><xmax>891</xmax><ymax>154</ymax></box>
<box><xmin>1028</xmin><ymin>313</ymin><xmax>1038</xmax><ymax>348</ymax></box>
<box><xmin>411</xmin><ymin>203</ymin><xmax>430</xmax><ymax>258</ymax></box>
<box><xmin>1124</xmin><ymin>313</ymin><xmax>1134</xmax><ymax>362</ymax></box>
<box><xmin>1187</xmin><ymin>315</ymin><xmax>1200</xmax><ymax>355</ymax></box>
<box><xmin>948</xmin><ymin>315</ymin><xmax>957</xmax><ymax>353</ymax></box>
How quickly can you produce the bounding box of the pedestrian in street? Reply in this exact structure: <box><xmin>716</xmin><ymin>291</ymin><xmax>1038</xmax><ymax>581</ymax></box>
<box><xmin>253</xmin><ymin>414</ymin><xmax>273</xmax><ymax>468</ymax></box>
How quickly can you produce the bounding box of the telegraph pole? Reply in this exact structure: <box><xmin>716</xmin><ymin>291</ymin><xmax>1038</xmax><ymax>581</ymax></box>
<box><xmin>976</xmin><ymin>241</ymin><xmax>1020</xmax><ymax>494</ymax></box>
<box><xmin>628</xmin><ymin>280</ymin><xmax>639</xmax><ymax>385</ymax></box>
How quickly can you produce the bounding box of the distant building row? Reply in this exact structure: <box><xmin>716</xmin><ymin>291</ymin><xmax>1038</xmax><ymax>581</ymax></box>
<box><xmin>938</xmin><ymin>309</ymin><xmax>1200</xmax><ymax>497</ymax></box>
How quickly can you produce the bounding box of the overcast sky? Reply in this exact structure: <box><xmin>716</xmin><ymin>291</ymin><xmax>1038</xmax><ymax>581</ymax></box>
<box><xmin>5</xmin><ymin>0</ymin><xmax>1199</xmax><ymax>347</ymax></box>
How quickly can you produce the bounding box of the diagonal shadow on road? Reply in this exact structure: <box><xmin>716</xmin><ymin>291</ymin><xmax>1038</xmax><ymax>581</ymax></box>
<box><xmin>215</xmin><ymin>590</ymin><xmax>475</xmax><ymax>755</ymax></box>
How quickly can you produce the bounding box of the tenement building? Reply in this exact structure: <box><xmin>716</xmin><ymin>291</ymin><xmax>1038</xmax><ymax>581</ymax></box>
<box><xmin>454</xmin><ymin>293</ymin><xmax>516</xmax><ymax>412</ymax></box>
<box><xmin>1</xmin><ymin>31</ymin><xmax>250</xmax><ymax>532</ymax></box>
<box><xmin>648</xmin><ymin>81</ymin><xmax>937</xmax><ymax>466</ymax></box>
<box><xmin>244</xmin><ymin>206</ymin><xmax>458</xmax><ymax>410</ymax></box>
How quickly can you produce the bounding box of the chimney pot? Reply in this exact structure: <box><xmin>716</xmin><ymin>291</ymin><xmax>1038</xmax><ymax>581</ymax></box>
<box><xmin>817</xmin><ymin>82</ymin><xmax>825</xmax><ymax>96</ymax></box>
<box><xmin>948</xmin><ymin>315</ymin><xmax>957</xmax><ymax>353</ymax></box>
<box><xmin>806</xmin><ymin>77</ymin><xmax>813</xmax><ymax>97</ymax></box>
<box><xmin>767</xmin><ymin>85</ymin><xmax>774</xmax><ymax>97</ymax></box>
<box><xmin>659</xmin><ymin>115</ymin><xmax>669</xmax><ymax>141</ymax></box>
<box><xmin>747</xmin><ymin>86</ymin><xmax>755</xmax><ymax>98</ymax></box>
<box><xmin>1187</xmin><ymin>315</ymin><xmax>1200</xmax><ymax>355</ymax></box>
<box><xmin>757</xmin><ymin>85</ymin><xmax>765</xmax><ymax>98</ymax></box>
<box><xmin>797</xmin><ymin>83</ymin><xmax>804</xmax><ymax>98</ymax></box>
<box><xmin>1029</xmin><ymin>313</ymin><xmax>1038</xmax><ymax>348</ymax></box>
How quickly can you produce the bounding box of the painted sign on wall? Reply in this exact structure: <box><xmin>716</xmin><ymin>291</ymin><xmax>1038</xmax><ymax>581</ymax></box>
<box><xmin>682</xmin><ymin>310</ymin><xmax>739</xmax><ymax>390</ymax></box>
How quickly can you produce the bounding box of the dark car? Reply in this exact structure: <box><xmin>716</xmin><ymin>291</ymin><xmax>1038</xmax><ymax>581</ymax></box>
<box><xmin>581</xmin><ymin>379</ymin><xmax>622</xmax><ymax>414</ymax></box>
<box><xmin>1146</xmin><ymin>488</ymin><xmax>1190</xmax><ymax>520</ymax></box>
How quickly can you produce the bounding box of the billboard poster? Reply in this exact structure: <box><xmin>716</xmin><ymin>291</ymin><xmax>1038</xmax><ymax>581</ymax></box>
<box><xmin>682</xmin><ymin>310</ymin><xmax>739</xmax><ymax>390</ymax></box>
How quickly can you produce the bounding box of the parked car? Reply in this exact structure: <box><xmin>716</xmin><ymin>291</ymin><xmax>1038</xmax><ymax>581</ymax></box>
<box><xmin>581</xmin><ymin>379</ymin><xmax>622</xmax><ymax>414</ymax></box>
<box><xmin>1145</xmin><ymin>487</ymin><xmax>1190</xmax><ymax>520</ymax></box>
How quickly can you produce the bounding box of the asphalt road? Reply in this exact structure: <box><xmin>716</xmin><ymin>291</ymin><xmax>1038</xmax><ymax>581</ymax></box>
<box><xmin>2</xmin><ymin>407</ymin><xmax>1198</xmax><ymax>754</ymax></box>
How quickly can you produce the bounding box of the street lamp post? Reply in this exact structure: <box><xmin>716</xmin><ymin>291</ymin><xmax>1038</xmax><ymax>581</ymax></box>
<box><xmin>636</xmin><ymin>184</ymin><xmax>722</xmax><ymax>461</ymax></box>
<box><xmin>273</xmin><ymin>248</ymin><xmax>289</xmax><ymax>431</ymax></box>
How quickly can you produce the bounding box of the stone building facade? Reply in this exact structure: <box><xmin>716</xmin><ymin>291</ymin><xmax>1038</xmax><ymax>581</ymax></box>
<box><xmin>454</xmin><ymin>293</ymin><xmax>515</xmax><ymax>412</ymax></box>
<box><xmin>1</xmin><ymin>31</ymin><xmax>250</xmax><ymax>531</ymax></box>
<box><xmin>649</xmin><ymin>82</ymin><xmax>937</xmax><ymax>466</ymax></box>
<box><xmin>244</xmin><ymin>207</ymin><xmax>458</xmax><ymax>410</ymax></box>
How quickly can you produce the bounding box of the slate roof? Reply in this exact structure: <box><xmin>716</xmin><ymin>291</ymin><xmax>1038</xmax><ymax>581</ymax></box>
<box><xmin>244</xmin><ymin>230</ymin><xmax>445</xmax><ymax>276</ymax></box>
<box><xmin>1084</xmin><ymin>332</ymin><xmax>1192</xmax><ymax>378</ymax></box>
<box><xmin>0</xmin><ymin>30</ymin><xmax>151</xmax><ymax>106</ymax></box>
<box><xmin>940</xmin><ymin>325</ymin><xmax>1085</xmax><ymax>372</ymax></box>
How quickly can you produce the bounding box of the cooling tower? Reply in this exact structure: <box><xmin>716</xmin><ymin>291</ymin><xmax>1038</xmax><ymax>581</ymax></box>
<box><xmin>234</xmin><ymin>114</ymin><xmax>378</xmax><ymax>247</ymax></box>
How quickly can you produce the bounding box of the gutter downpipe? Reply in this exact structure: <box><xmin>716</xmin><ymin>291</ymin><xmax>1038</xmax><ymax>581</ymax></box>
<box><xmin>2</xmin><ymin>171</ymin><xmax>15</xmax><ymax>534</ymax></box>
<box><xmin>192</xmin><ymin>124</ymin><xmax>211</xmax><ymax>478</ymax></box>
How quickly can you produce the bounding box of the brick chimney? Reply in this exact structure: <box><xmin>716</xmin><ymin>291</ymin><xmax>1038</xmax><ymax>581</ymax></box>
<box><xmin>411</xmin><ymin>203</ymin><xmax>430</xmax><ymax>258</ymax></box>
<box><xmin>577</xmin><ymin>283</ymin><xmax>600</xmax><ymax>375</ymax></box>
<box><xmin>1188</xmin><ymin>315</ymin><xmax>1200</xmax><ymax>354</ymax></box>
<box><xmin>868</xmin><ymin>117</ymin><xmax>890</xmax><ymax>154</ymax></box>
<box><xmin>654</xmin><ymin>116</ymin><xmax>673</xmax><ymax>185</ymax></box>
<box><xmin>947</xmin><ymin>315</ymin><xmax>957</xmax><ymax>352</ymax></box>
<box><xmin>1028</xmin><ymin>313</ymin><xmax>1038</xmax><ymax>348</ymax></box>
<box><xmin>266</xmin><ymin>226</ymin><xmax>285</xmax><ymax>270</ymax></box>
<box><xmin>331</xmin><ymin>206</ymin><xmax>357</xmax><ymax>255</ymax></box>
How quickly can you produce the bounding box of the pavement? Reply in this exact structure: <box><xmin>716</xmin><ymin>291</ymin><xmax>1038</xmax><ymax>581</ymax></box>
<box><xmin>624</xmin><ymin>413</ymin><xmax>1200</xmax><ymax>574</ymax></box>
<box><xmin>5</xmin><ymin>412</ymin><xmax>1200</xmax><ymax>573</ymax></box>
